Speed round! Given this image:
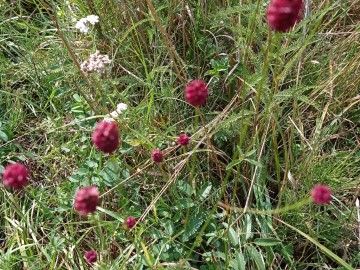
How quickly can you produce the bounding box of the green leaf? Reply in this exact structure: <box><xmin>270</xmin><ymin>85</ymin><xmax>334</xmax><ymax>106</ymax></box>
<box><xmin>199</xmin><ymin>183</ymin><xmax>212</xmax><ymax>201</ymax></box>
<box><xmin>244</xmin><ymin>159</ymin><xmax>263</xmax><ymax>167</ymax></box>
<box><xmin>183</xmin><ymin>212</ymin><xmax>204</xmax><ymax>241</ymax></box>
<box><xmin>222</xmin><ymin>223</ymin><xmax>238</xmax><ymax>246</ymax></box>
<box><xmin>96</xmin><ymin>207</ymin><xmax>124</xmax><ymax>223</ymax></box>
<box><xmin>0</xmin><ymin>130</ymin><xmax>8</xmax><ymax>142</ymax></box>
<box><xmin>246</xmin><ymin>246</ymin><xmax>265</xmax><ymax>270</ymax></box>
<box><xmin>235</xmin><ymin>250</ymin><xmax>246</xmax><ymax>270</ymax></box>
<box><xmin>178</xmin><ymin>180</ymin><xmax>194</xmax><ymax>196</ymax></box>
<box><xmin>226</xmin><ymin>159</ymin><xmax>243</xmax><ymax>171</ymax></box>
<box><xmin>254</xmin><ymin>238</ymin><xmax>282</xmax><ymax>246</ymax></box>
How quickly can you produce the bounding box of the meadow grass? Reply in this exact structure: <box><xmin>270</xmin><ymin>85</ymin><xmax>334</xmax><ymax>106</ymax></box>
<box><xmin>0</xmin><ymin>0</ymin><xmax>359</xmax><ymax>269</ymax></box>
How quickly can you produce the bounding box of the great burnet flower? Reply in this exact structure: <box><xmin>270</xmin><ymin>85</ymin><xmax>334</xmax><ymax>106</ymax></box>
<box><xmin>311</xmin><ymin>185</ymin><xmax>331</xmax><ymax>205</ymax></box>
<box><xmin>92</xmin><ymin>121</ymin><xmax>119</xmax><ymax>153</ymax></box>
<box><xmin>124</xmin><ymin>216</ymin><xmax>136</xmax><ymax>229</ymax></box>
<box><xmin>185</xmin><ymin>80</ymin><xmax>208</xmax><ymax>106</ymax></box>
<box><xmin>151</xmin><ymin>149</ymin><xmax>163</xmax><ymax>163</ymax></box>
<box><xmin>266</xmin><ymin>0</ymin><xmax>303</xmax><ymax>32</ymax></box>
<box><xmin>177</xmin><ymin>134</ymin><xmax>190</xmax><ymax>146</ymax></box>
<box><xmin>2</xmin><ymin>163</ymin><xmax>29</xmax><ymax>189</ymax></box>
<box><xmin>74</xmin><ymin>186</ymin><xmax>100</xmax><ymax>215</ymax></box>
<box><xmin>85</xmin><ymin>250</ymin><xmax>97</xmax><ymax>264</ymax></box>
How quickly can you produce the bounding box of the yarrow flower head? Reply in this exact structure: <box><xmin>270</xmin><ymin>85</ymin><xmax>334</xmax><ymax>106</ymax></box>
<box><xmin>177</xmin><ymin>134</ymin><xmax>190</xmax><ymax>146</ymax></box>
<box><xmin>124</xmin><ymin>216</ymin><xmax>136</xmax><ymax>229</ymax></box>
<box><xmin>109</xmin><ymin>103</ymin><xmax>128</xmax><ymax>118</ymax></box>
<box><xmin>84</xmin><ymin>250</ymin><xmax>97</xmax><ymax>264</ymax></box>
<box><xmin>2</xmin><ymin>163</ymin><xmax>29</xmax><ymax>189</ymax></box>
<box><xmin>311</xmin><ymin>184</ymin><xmax>331</xmax><ymax>205</ymax></box>
<box><xmin>92</xmin><ymin>121</ymin><xmax>119</xmax><ymax>153</ymax></box>
<box><xmin>74</xmin><ymin>186</ymin><xmax>100</xmax><ymax>215</ymax></box>
<box><xmin>266</xmin><ymin>0</ymin><xmax>303</xmax><ymax>32</ymax></box>
<box><xmin>80</xmin><ymin>50</ymin><xmax>111</xmax><ymax>74</ymax></box>
<box><xmin>75</xmin><ymin>14</ymin><xmax>99</xmax><ymax>34</ymax></box>
<box><xmin>151</xmin><ymin>149</ymin><xmax>163</xmax><ymax>163</ymax></box>
<box><xmin>185</xmin><ymin>80</ymin><xmax>209</xmax><ymax>107</ymax></box>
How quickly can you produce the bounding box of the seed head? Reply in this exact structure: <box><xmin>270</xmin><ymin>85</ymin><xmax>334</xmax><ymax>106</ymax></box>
<box><xmin>266</xmin><ymin>0</ymin><xmax>303</xmax><ymax>32</ymax></box>
<box><xmin>185</xmin><ymin>80</ymin><xmax>208</xmax><ymax>107</ymax></box>
<box><xmin>177</xmin><ymin>134</ymin><xmax>190</xmax><ymax>146</ymax></box>
<box><xmin>151</xmin><ymin>149</ymin><xmax>163</xmax><ymax>163</ymax></box>
<box><xmin>74</xmin><ymin>186</ymin><xmax>100</xmax><ymax>215</ymax></box>
<box><xmin>311</xmin><ymin>184</ymin><xmax>331</xmax><ymax>205</ymax></box>
<box><xmin>125</xmin><ymin>216</ymin><xmax>136</xmax><ymax>229</ymax></box>
<box><xmin>92</xmin><ymin>121</ymin><xmax>119</xmax><ymax>153</ymax></box>
<box><xmin>2</xmin><ymin>163</ymin><xmax>29</xmax><ymax>189</ymax></box>
<box><xmin>85</xmin><ymin>250</ymin><xmax>97</xmax><ymax>264</ymax></box>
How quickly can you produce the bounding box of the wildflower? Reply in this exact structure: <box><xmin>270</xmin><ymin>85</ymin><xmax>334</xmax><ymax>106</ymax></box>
<box><xmin>311</xmin><ymin>185</ymin><xmax>331</xmax><ymax>205</ymax></box>
<box><xmin>266</xmin><ymin>0</ymin><xmax>303</xmax><ymax>32</ymax></box>
<box><xmin>109</xmin><ymin>103</ymin><xmax>128</xmax><ymax>118</ymax></box>
<box><xmin>177</xmin><ymin>134</ymin><xmax>190</xmax><ymax>146</ymax></box>
<box><xmin>75</xmin><ymin>15</ymin><xmax>99</xmax><ymax>34</ymax></box>
<box><xmin>124</xmin><ymin>216</ymin><xmax>136</xmax><ymax>229</ymax></box>
<box><xmin>92</xmin><ymin>121</ymin><xmax>119</xmax><ymax>153</ymax></box>
<box><xmin>2</xmin><ymin>163</ymin><xmax>29</xmax><ymax>189</ymax></box>
<box><xmin>185</xmin><ymin>80</ymin><xmax>208</xmax><ymax>106</ymax></box>
<box><xmin>74</xmin><ymin>186</ymin><xmax>100</xmax><ymax>215</ymax></box>
<box><xmin>85</xmin><ymin>250</ymin><xmax>97</xmax><ymax>264</ymax></box>
<box><xmin>80</xmin><ymin>50</ymin><xmax>111</xmax><ymax>74</ymax></box>
<box><xmin>151</xmin><ymin>149</ymin><xmax>163</xmax><ymax>163</ymax></box>
<box><xmin>85</xmin><ymin>15</ymin><xmax>99</xmax><ymax>25</ymax></box>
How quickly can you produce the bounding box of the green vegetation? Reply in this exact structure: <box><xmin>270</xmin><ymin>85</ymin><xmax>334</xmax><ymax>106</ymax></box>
<box><xmin>0</xmin><ymin>0</ymin><xmax>359</xmax><ymax>269</ymax></box>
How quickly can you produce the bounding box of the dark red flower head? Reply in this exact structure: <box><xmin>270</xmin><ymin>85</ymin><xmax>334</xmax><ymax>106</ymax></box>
<box><xmin>177</xmin><ymin>134</ymin><xmax>190</xmax><ymax>146</ymax></box>
<box><xmin>74</xmin><ymin>186</ymin><xmax>100</xmax><ymax>215</ymax></box>
<box><xmin>2</xmin><ymin>163</ymin><xmax>29</xmax><ymax>189</ymax></box>
<box><xmin>92</xmin><ymin>121</ymin><xmax>119</xmax><ymax>153</ymax></box>
<box><xmin>85</xmin><ymin>250</ymin><xmax>97</xmax><ymax>264</ymax></box>
<box><xmin>151</xmin><ymin>149</ymin><xmax>163</xmax><ymax>163</ymax></box>
<box><xmin>311</xmin><ymin>185</ymin><xmax>331</xmax><ymax>205</ymax></box>
<box><xmin>266</xmin><ymin>0</ymin><xmax>303</xmax><ymax>32</ymax></box>
<box><xmin>185</xmin><ymin>80</ymin><xmax>208</xmax><ymax>106</ymax></box>
<box><xmin>125</xmin><ymin>216</ymin><xmax>136</xmax><ymax>229</ymax></box>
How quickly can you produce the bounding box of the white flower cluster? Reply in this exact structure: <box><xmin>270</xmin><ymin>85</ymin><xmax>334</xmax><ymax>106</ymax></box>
<box><xmin>75</xmin><ymin>15</ymin><xmax>99</xmax><ymax>34</ymax></box>
<box><xmin>80</xmin><ymin>50</ymin><xmax>111</xmax><ymax>74</ymax></box>
<box><xmin>104</xmin><ymin>103</ymin><xmax>128</xmax><ymax>122</ymax></box>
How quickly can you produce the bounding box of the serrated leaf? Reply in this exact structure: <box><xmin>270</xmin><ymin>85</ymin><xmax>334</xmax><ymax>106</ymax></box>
<box><xmin>235</xmin><ymin>250</ymin><xmax>246</xmax><ymax>270</ymax></box>
<box><xmin>254</xmin><ymin>238</ymin><xmax>282</xmax><ymax>246</ymax></box>
<box><xmin>183</xmin><ymin>212</ymin><xmax>204</xmax><ymax>241</ymax></box>
<box><xmin>246</xmin><ymin>246</ymin><xmax>265</xmax><ymax>270</ymax></box>
<box><xmin>178</xmin><ymin>180</ymin><xmax>193</xmax><ymax>196</ymax></box>
<box><xmin>222</xmin><ymin>223</ymin><xmax>238</xmax><ymax>246</ymax></box>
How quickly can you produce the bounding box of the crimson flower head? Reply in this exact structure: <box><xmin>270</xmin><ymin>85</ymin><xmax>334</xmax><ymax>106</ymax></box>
<box><xmin>311</xmin><ymin>185</ymin><xmax>331</xmax><ymax>205</ymax></box>
<box><xmin>125</xmin><ymin>216</ymin><xmax>136</xmax><ymax>229</ymax></box>
<box><xmin>185</xmin><ymin>80</ymin><xmax>208</xmax><ymax>106</ymax></box>
<box><xmin>2</xmin><ymin>163</ymin><xmax>29</xmax><ymax>189</ymax></box>
<box><xmin>266</xmin><ymin>0</ymin><xmax>303</xmax><ymax>32</ymax></box>
<box><xmin>177</xmin><ymin>134</ymin><xmax>190</xmax><ymax>146</ymax></box>
<box><xmin>151</xmin><ymin>149</ymin><xmax>163</xmax><ymax>163</ymax></box>
<box><xmin>92</xmin><ymin>121</ymin><xmax>119</xmax><ymax>153</ymax></box>
<box><xmin>85</xmin><ymin>250</ymin><xmax>97</xmax><ymax>264</ymax></box>
<box><xmin>74</xmin><ymin>186</ymin><xmax>100</xmax><ymax>215</ymax></box>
